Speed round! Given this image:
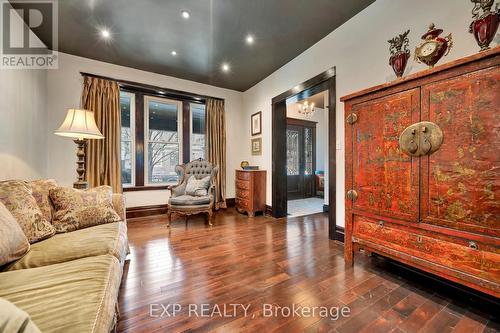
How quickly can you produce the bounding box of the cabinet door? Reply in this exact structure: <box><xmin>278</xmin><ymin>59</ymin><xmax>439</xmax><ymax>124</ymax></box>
<box><xmin>349</xmin><ymin>89</ymin><xmax>420</xmax><ymax>222</ymax></box>
<box><xmin>421</xmin><ymin>66</ymin><xmax>500</xmax><ymax>237</ymax></box>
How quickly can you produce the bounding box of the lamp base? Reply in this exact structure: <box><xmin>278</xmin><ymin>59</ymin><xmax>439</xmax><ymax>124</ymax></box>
<box><xmin>73</xmin><ymin>181</ymin><xmax>89</xmax><ymax>190</ymax></box>
<box><xmin>73</xmin><ymin>139</ymin><xmax>88</xmax><ymax>190</ymax></box>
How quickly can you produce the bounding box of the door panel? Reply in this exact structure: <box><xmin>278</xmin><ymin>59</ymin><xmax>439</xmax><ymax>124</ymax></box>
<box><xmin>351</xmin><ymin>89</ymin><xmax>420</xmax><ymax>222</ymax></box>
<box><xmin>421</xmin><ymin>66</ymin><xmax>500</xmax><ymax>236</ymax></box>
<box><xmin>287</xmin><ymin>122</ymin><xmax>317</xmax><ymax>200</ymax></box>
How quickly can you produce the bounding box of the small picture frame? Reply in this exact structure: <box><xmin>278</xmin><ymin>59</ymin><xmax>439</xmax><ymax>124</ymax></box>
<box><xmin>251</xmin><ymin>138</ymin><xmax>262</xmax><ymax>155</ymax></box>
<box><xmin>251</xmin><ymin>111</ymin><xmax>262</xmax><ymax>136</ymax></box>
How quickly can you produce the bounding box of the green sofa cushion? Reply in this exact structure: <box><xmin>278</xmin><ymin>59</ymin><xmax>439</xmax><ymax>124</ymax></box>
<box><xmin>0</xmin><ymin>255</ymin><xmax>121</xmax><ymax>333</ymax></box>
<box><xmin>6</xmin><ymin>222</ymin><xmax>128</xmax><ymax>271</ymax></box>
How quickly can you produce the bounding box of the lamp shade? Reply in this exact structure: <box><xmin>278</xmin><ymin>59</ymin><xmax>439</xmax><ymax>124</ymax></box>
<box><xmin>54</xmin><ymin>109</ymin><xmax>104</xmax><ymax>140</ymax></box>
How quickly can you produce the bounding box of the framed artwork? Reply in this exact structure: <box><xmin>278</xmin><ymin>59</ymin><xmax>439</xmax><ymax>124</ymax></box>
<box><xmin>251</xmin><ymin>111</ymin><xmax>262</xmax><ymax>136</ymax></box>
<box><xmin>251</xmin><ymin>138</ymin><xmax>262</xmax><ymax>155</ymax></box>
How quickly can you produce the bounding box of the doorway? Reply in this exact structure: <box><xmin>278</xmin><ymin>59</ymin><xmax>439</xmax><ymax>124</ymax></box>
<box><xmin>286</xmin><ymin>118</ymin><xmax>316</xmax><ymax>200</ymax></box>
<box><xmin>271</xmin><ymin>67</ymin><xmax>342</xmax><ymax>241</ymax></box>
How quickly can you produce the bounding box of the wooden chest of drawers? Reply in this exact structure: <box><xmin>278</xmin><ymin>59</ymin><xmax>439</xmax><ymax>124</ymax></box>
<box><xmin>341</xmin><ymin>47</ymin><xmax>500</xmax><ymax>297</ymax></box>
<box><xmin>235</xmin><ymin>170</ymin><xmax>266</xmax><ymax>217</ymax></box>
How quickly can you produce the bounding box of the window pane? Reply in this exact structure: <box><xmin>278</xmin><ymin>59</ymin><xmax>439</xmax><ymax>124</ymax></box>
<box><xmin>147</xmin><ymin>99</ymin><xmax>180</xmax><ymax>184</ymax></box>
<box><xmin>286</xmin><ymin>129</ymin><xmax>300</xmax><ymax>176</ymax></box>
<box><xmin>191</xmin><ymin>103</ymin><xmax>206</xmax><ymax>160</ymax></box>
<box><xmin>304</xmin><ymin>127</ymin><xmax>313</xmax><ymax>175</ymax></box>
<box><xmin>120</xmin><ymin>93</ymin><xmax>133</xmax><ymax>186</ymax></box>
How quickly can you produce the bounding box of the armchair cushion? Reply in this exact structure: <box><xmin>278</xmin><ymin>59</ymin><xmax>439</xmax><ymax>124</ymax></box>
<box><xmin>185</xmin><ymin>175</ymin><xmax>210</xmax><ymax>196</ymax></box>
<box><xmin>169</xmin><ymin>195</ymin><xmax>211</xmax><ymax>206</ymax></box>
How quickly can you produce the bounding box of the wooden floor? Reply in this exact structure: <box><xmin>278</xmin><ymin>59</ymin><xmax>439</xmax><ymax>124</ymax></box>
<box><xmin>117</xmin><ymin>209</ymin><xmax>499</xmax><ymax>333</ymax></box>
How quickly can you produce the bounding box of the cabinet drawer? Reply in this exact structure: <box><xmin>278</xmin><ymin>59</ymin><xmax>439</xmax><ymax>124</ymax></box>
<box><xmin>353</xmin><ymin>217</ymin><xmax>500</xmax><ymax>283</ymax></box>
<box><xmin>236</xmin><ymin>188</ymin><xmax>250</xmax><ymax>200</ymax></box>
<box><xmin>236</xmin><ymin>179</ymin><xmax>250</xmax><ymax>190</ymax></box>
<box><xmin>236</xmin><ymin>171</ymin><xmax>250</xmax><ymax>181</ymax></box>
<box><xmin>236</xmin><ymin>198</ymin><xmax>250</xmax><ymax>210</ymax></box>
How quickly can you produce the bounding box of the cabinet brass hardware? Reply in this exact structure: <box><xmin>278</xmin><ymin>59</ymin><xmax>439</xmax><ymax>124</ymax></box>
<box><xmin>347</xmin><ymin>189</ymin><xmax>358</xmax><ymax>201</ymax></box>
<box><xmin>346</xmin><ymin>113</ymin><xmax>358</xmax><ymax>125</ymax></box>
<box><xmin>468</xmin><ymin>241</ymin><xmax>478</xmax><ymax>250</ymax></box>
<box><xmin>399</xmin><ymin>121</ymin><xmax>443</xmax><ymax>157</ymax></box>
<box><xmin>378</xmin><ymin>220</ymin><xmax>384</xmax><ymax>227</ymax></box>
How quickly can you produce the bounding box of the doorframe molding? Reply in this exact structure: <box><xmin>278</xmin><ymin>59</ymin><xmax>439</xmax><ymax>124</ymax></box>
<box><xmin>271</xmin><ymin>67</ymin><xmax>339</xmax><ymax>241</ymax></box>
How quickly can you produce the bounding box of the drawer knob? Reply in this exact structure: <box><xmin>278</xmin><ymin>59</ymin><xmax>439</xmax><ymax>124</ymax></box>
<box><xmin>468</xmin><ymin>241</ymin><xmax>478</xmax><ymax>250</ymax></box>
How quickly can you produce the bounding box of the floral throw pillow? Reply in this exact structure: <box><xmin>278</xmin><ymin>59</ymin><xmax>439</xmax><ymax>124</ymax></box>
<box><xmin>29</xmin><ymin>179</ymin><xmax>58</xmax><ymax>222</ymax></box>
<box><xmin>0</xmin><ymin>180</ymin><xmax>56</xmax><ymax>244</ymax></box>
<box><xmin>49</xmin><ymin>186</ymin><xmax>121</xmax><ymax>233</ymax></box>
<box><xmin>0</xmin><ymin>202</ymin><xmax>30</xmax><ymax>266</ymax></box>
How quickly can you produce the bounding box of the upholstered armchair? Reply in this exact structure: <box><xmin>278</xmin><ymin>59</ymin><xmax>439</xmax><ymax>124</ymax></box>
<box><xmin>166</xmin><ymin>159</ymin><xmax>218</xmax><ymax>227</ymax></box>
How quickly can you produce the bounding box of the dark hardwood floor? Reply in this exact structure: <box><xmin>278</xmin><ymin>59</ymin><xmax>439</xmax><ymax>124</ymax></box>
<box><xmin>117</xmin><ymin>209</ymin><xmax>499</xmax><ymax>333</ymax></box>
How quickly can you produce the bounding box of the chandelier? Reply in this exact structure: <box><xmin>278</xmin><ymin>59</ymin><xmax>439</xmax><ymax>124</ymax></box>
<box><xmin>298</xmin><ymin>101</ymin><xmax>315</xmax><ymax>117</ymax></box>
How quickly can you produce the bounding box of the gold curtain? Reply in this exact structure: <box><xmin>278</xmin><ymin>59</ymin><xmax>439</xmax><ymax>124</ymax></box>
<box><xmin>81</xmin><ymin>76</ymin><xmax>122</xmax><ymax>193</ymax></box>
<box><xmin>206</xmin><ymin>98</ymin><xmax>227</xmax><ymax>209</ymax></box>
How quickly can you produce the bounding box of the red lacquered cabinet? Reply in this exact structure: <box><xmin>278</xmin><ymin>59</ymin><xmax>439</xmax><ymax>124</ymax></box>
<box><xmin>341</xmin><ymin>47</ymin><xmax>500</xmax><ymax>297</ymax></box>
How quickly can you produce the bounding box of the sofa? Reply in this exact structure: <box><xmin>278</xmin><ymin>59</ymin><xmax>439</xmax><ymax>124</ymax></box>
<box><xmin>0</xmin><ymin>180</ymin><xmax>128</xmax><ymax>333</ymax></box>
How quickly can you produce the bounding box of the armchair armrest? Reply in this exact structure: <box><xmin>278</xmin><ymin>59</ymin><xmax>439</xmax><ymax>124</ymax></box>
<box><xmin>112</xmin><ymin>193</ymin><xmax>126</xmax><ymax>222</ymax></box>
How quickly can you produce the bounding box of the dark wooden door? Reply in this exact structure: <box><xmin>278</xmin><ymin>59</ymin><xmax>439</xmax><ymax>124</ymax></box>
<box><xmin>287</xmin><ymin>119</ymin><xmax>316</xmax><ymax>200</ymax></box>
<box><xmin>420</xmin><ymin>65</ymin><xmax>500</xmax><ymax>237</ymax></box>
<box><xmin>349</xmin><ymin>88</ymin><xmax>420</xmax><ymax>222</ymax></box>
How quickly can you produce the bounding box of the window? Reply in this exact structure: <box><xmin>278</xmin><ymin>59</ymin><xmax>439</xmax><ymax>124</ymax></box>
<box><xmin>120</xmin><ymin>92</ymin><xmax>135</xmax><ymax>186</ymax></box>
<box><xmin>119</xmin><ymin>88</ymin><xmax>209</xmax><ymax>190</ymax></box>
<box><xmin>145</xmin><ymin>97</ymin><xmax>182</xmax><ymax>185</ymax></box>
<box><xmin>190</xmin><ymin>103</ymin><xmax>206</xmax><ymax>160</ymax></box>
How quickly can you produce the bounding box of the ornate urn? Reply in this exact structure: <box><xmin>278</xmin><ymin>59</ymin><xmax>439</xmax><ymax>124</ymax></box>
<box><xmin>388</xmin><ymin>30</ymin><xmax>411</xmax><ymax>78</ymax></box>
<box><xmin>469</xmin><ymin>0</ymin><xmax>499</xmax><ymax>51</ymax></box>
<box><xmin>415</xmin><ymin>24</ymin><xmax>453</xmax><ymax>68</ymax></box>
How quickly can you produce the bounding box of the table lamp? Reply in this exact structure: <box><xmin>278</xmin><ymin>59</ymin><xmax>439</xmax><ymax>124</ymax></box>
<box><xmin>54</xmin><ymin>109</ymin><xmax>104</xmax><ymax>189</ymax></box>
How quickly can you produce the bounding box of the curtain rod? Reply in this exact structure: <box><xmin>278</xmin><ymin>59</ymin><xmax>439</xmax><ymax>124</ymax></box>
<box><xmin>80</xmin><ymin>72</ymin><xmax>224</xmax><ymax>102</ymax></box>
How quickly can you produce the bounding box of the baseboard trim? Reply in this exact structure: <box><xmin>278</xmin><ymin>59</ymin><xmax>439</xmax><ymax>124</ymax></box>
<box><xmin>126</xmin><ymin>204</ymin><xmax>168</xmax><ymax>219</ymax></box>
<box><xmin>334</xmin><ymin>226</ymin><xmax>345</xmax><ymax>243</ymax></box>
<box><xmin>226</xmin><ymin>198</ymin><xmax>236</xmax><ymax>207</ymax></box>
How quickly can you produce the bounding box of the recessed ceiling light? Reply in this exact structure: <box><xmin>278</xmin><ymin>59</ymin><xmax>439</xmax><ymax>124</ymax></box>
<box><xmin>221</xmin><ymin>63</ymin><xmax>230</xmax><ymax>72</ymax></box>
<box><xmin>100</xmin><ymin>29</ymin><xmax>111</xmax><ymax>39</ymax></box>
<box><xmin>171</xmin><ymin>50</ymin><xmax>177</xmax><ymax>56</ymax></box>
<box><xmin>181</xmin><ymin>10</ymin><xmax>190</xmax><ymax>19</ymax></box>
<box><xmin>245</xmin><ymin>35</ymin><xmax>254</xmax><ymax>45</ymax></box>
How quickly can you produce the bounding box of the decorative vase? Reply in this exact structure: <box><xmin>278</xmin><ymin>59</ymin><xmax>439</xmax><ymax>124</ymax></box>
<box><xmin>388</xmin><ymin>30</ymin><xmax>411</xmax><ymax>78</ymax></box>
<box><xmin>469</xmin><ymin>0</ymin><xmax>500</xmax><ymax>51</ymax></box>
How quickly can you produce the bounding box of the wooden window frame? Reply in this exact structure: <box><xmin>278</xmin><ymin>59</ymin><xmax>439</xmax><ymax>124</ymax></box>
<box><xmin>143</xmin><ymin>96</ymin><xmax>183</xmax><ymax>187</ymax></box>
<box><xmin>122</xmin><ymin>89</ymin><xmax>206</xmax><ymax>192</ymax></box>
<box><xmin>120</xmin><ymin>91</ymin><xmax>136</xmax><ymax>188</ymax></box>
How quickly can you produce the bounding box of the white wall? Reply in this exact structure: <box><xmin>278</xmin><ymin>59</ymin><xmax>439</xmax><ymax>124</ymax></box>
<box><xmin>46</xmin><ymin>53</ymin><xmax>244</xmax><ymax>207</ymax></box>
<box><xmin>0</xmin><ymin>8</ymin><xmax>48</xmax><ymax>180</ymax></box>
<box><xmin>241</xmin><ymin>0</ymin><xmax>483</xmax><ymax>226</ymax></box>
